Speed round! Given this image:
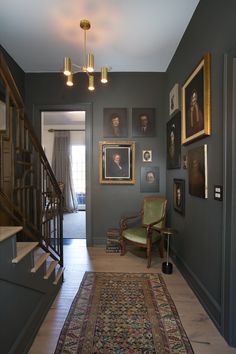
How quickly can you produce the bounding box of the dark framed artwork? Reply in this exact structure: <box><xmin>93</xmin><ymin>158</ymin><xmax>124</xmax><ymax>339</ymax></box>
<box><xmin>188</xmin><ymin>144</ymin><xmax>208</xmax><ymax>199</ymax></box>
<box><xmin>140</xmin><ymin>166</ymin><xmax>159</xmax><ymax>193</ymax></box>
<box><xmin>99</xmin><ymin>141</ymin><xmax>135</xmax><ymax>184</ymax></box>
<box><xmin>0</xmin><ymin>100</ymin><xmax>6</xmax><ymax>132</ymax></box>
<box><xmin>169</xmin><ymin>83</ymin><xmax>179</xmax><ymax>116</ymax></box>
<box><xmin>182</xmin><ymin>53</ymin><xmax>211</xmax><ymax>145</ymax></box>
<box><xmin>166</xmin><ymin>111</ymin><xmax>181</xmax><ymax>169</ymax></box>
<box><xmin>0</xmin><ymin>76</ymin><xmax>7</xmax><ymax>133</ymax></box>
<box><xmin>183</xmin><ymin>155</ymin><xmax>188</xmax><ymax>169</ymax></box>
<box><xmin>132</xmin><ymin>108</ymin><xmax>155</xmax><ymax>137</ymax></box>
<box><xmin>103</xmin><ymin>108</ymin><xmax>128</xmax><ymax>138</ymax></box>
<box><xmin>173</xmin><ymin>179</ymin><xmax>185</xmax><ymax>215</ymax></box>
<box><xmin>142</xmin><ymin>149</ymin><xmax>152</xmax><ymax>162</ymax></box>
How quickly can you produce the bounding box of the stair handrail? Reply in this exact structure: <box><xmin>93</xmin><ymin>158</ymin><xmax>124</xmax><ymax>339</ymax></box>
<box><xmin>0</xmin><ymin>51</ymin><xmax>63</xmax><ymax>266</ymax></box>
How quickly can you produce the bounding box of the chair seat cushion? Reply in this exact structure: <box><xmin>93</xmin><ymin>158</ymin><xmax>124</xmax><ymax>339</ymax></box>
<box><xmin>122</xmin><ymin>227</ymin><xmax>161</xmax><ymax>245</ymax></box>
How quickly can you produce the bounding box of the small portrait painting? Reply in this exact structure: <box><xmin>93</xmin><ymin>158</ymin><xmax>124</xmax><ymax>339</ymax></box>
<box><xmin>132</xmin><ymin>108</ymin><xmax>155</xmax><ymax>137</ymax></box>
<box><xmin>182</xmin><ymin>53</ymin><xmax>211</xmax><ymax>144</ymax></box>
<box><xmin>188</xmin><ymin>144</ymin><xmax>208</xmax><ymax>199</ymax></box>
<box><xmin>169</xmin><ymin>83</ymin><xmax>179</xmax><ymax>116</ymax></box>
<box><xmin>103</xmin><ymin>108</ymin><xmax>128</xmax><ymax>138</ymax></box>
<box><xmin>166</xmin><ymin>112</ymin><xmax>181</xmax><ymax>169</ymax></box>
<box><xmin>99</xmin><ymin>141</ymin><xmax>135</xmax><ymax>184</ymax></box>
<box><xmin>140</xmin><ymin>166</ymin><xmax>159</xmax><ymax>193</ymax></box>
<box><xmin>173</xmin><ymin>179</ymin><xmax>185</xmax><ymax>215</ymax></box>
<box><xmin>142</xmin><ymin>150</ymin><xmax>152</xmax><ymax>162</ymax></box>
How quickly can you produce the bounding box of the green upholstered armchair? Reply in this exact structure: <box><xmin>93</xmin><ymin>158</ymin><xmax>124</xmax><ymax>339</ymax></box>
<box><xmin>120</xmin><ymin>197</ymin><xmax>167</xmax><ymax>268</ymax></box>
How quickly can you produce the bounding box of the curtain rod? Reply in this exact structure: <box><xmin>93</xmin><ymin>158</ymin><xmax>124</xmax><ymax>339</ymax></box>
<box><xmin>48</xmin><ymin>129</ymin><xmax>85</xmax><ymax>132</ymax></box>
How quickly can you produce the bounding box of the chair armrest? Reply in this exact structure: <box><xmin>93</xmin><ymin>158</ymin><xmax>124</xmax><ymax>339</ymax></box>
<box><xmin>142</xmin><ymin>216</ymin><xmax>165</xmax><ymax>235</ymax></box>
<box><xmin>120</xmin><ymin>212</ymin><xmax>142</xmax><ymax>230</ymax></box>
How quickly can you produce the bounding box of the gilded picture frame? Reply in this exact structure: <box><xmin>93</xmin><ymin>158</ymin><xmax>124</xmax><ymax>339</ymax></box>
<box><xmin>99</xmin><ymin>141</ymin><xmax>135</xmax><ymax>184</ymax></box>
<box><xmin>182</xmin><ymin>53</ymin><xmax>211</xmax><ymax>145</ymax></box>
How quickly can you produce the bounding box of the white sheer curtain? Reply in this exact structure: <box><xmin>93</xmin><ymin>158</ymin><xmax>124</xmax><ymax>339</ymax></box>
<box><xmin>52</xmin><ymin>131</ymin><xmax>78</xmax><ymax>212</ymax></box>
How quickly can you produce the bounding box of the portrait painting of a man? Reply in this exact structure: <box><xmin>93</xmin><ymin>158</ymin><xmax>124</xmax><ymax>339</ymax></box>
<box><xmin>185</xmin><ymin>73</ymin><xmax>204</xmax><ymax>138</ymax></box>
<box><xmin>166</xmin><ymin>112</ymin><xmax>181</xmax><ymax>169</ymax></box>
<box><xmin>132</xmin><ymin>108</ymin><xmax>155</xmax><ymax>137</ymax></box>
<box><xmin>182</xmin><ymin>53</ymin><xmax>211</xmax><ymax>144</ymax></box>
<box><xmin>105</xmin><ymin>148</ymin><xmax>129</xmax><ymax>179</ymax></box>
<box><xmin>99</xmin><ymin>141</ymin><xmax>135</xmax><ymax>184</ymax></box>
<box><xmin>188</xmin><ymin>145</ymin><xmax>208</xmax><ymax>199</ymax></box>
<box><xmin>103</xmin><ymin>108</ymin><xmax>128</xmax><ymax>138</ymax></box>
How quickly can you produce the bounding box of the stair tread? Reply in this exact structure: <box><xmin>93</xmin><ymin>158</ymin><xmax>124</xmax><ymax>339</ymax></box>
<box><xmin>44</xmin><ymin>260</ymin><xmax>58</xmax><ymax>279</ymax></box>
<box><xmin>53</xmin><ymin>267</ymin><xmax>64</xmax><ymax>285</ymax></box>
<box><xmin>0</xmin><ymin>226</ymin><xmax>23</xmax><ymax>242</ymax></box>
<box><xmin>12</xmin><ymin>242</ymin><xmax>39</xmax><ymax>263</ymax></box>
<box><xmin>31</xmin><ymin>252</ymin><xmax>50</xmax><ymax>273</ymax></box>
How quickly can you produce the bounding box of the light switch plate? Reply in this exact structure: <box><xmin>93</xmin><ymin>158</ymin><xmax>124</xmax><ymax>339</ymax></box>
<box><xmin>214</xmin><ymin>185</ymin><xmax>223</xmax><ymax>201</ymax></box>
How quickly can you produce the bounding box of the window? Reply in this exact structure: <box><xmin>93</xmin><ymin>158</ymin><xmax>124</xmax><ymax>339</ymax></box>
<box><xmin>71</xmin><ymin>145</ymin><xmax>85</xmax><ymax>194</ymax></box>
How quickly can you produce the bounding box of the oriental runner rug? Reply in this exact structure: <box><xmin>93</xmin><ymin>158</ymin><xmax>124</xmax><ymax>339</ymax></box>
<box><xmin>55</xmin><ymin>272</ymin><xmax>194</xmax><ymax>354</ymax></box>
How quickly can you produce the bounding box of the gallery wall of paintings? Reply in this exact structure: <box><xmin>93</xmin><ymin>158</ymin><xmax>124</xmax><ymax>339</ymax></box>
<box><xmin>98</xmin><ymin>53</ymin><xmax>212</xmax><ymax>212</ymax></box>
<box><xmin>167</xmin><ymin>53</ymin><xmax>211</xmax><ymax>216</ymax></box>
<box><xmin>99</xmin><ymin>107</ymin><xmax>160</xmax><ymax>193</ymax></box>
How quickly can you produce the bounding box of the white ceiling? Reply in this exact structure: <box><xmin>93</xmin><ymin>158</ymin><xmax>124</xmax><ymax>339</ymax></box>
<box><xmin>0</xmin><ymin>0</ymin><xmax>199</xmax><ymax>73</ymax></box>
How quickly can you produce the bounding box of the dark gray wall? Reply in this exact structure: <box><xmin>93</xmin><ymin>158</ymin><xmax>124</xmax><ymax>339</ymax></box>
<box><xmin>24</xmin><ymin>72</ymin><xmax>167</xmax><ymax>243</ymax></box>
<box><xmin>166</xmin><ymin>0</ymin><xmax>236</xmax><ymax>345</ymax></box>
<box><xmin>0</xmin><ymin>45</ymin><xmax>25</xmax><ymax>98</ymax></box>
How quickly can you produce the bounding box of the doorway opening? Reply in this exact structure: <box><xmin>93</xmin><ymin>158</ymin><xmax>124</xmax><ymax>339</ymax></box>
<box><xmin>41</xmin><ymin>110</ymin><xmax>86</xmax><ymax>240</ymax></box>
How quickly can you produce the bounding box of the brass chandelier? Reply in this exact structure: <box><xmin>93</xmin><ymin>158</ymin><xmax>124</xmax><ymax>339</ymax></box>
<box><xmin>63</xmin><ymin>19</ymin><xmax>109</xmax><ymax>91</ymax></box>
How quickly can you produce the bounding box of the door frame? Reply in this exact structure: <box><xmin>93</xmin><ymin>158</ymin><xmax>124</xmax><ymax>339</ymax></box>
<box><xmin>222</xmin><ymin>44</ymin><xmax>236</xmax><ymax>346</ymax></box>
<box><xmin>34</xmin><ymin>103</ymin><xmax>93</xmax><ymax>246</ymax></box>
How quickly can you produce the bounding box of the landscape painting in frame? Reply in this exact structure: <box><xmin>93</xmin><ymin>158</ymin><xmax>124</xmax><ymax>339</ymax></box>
<box><xmin>182</xmin><ymin>53</ymin><xmax>211</xmax><ymax>145</ymax></box>
<box><xmin>166</xmin><ymin>111</ymin><xmax>181</xmax><ymax>169</ymax></box>
<box><xmin>188</xmin><ymin>144</ymin><xmax>208</xmax><ymax>199</ymax></box>
<box><xmin>99</xmin><ymin>141</ymin><xmax>135</xmax><ymax>184</ymax></box>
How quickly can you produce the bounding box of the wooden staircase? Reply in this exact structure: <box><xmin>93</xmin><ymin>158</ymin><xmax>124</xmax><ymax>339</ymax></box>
<box><xmin>0</xmin><ymin>226</ymin><xmax>64</xmax><ymax>354</ymax></box>
<box><xmin>0</xmin><ymin>49</ymin><xmax>65</xmax><ymax>354</ymax></box>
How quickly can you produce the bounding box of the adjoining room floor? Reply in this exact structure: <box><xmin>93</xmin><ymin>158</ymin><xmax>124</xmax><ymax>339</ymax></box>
<box><xmin>29</xmin><ymin>240</ymin><xmax>236</xmax><ymax>354</ymax></box>
<box><xmin>63</xmin><ymin>211</ymin><xmax>86</xmax><ymax>239</ymax></box>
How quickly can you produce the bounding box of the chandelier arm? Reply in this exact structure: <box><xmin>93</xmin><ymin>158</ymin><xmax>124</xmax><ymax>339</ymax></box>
<box><xmin>83</xmin><ymin>28</ymin><xmax>87</xmax><ymax>69</ymax></box>
<box><xmin>72</xmin><ymin>63</ymin><xmax>83</xmax><ymax>70</ymax></box>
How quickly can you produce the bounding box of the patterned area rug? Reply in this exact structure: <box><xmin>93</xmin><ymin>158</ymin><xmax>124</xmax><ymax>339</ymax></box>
<box><xmin>55</xmin><ymin>272</ymin><xmax>194</xmax><ymax>353</ymax></box>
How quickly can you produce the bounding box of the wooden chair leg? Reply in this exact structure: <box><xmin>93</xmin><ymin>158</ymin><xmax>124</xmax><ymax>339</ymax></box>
<box><xmin>120</xmin><ymin>237</ymin><xmax>126</xmax><ymax>256</ymax></box>
<box><xmin>147</xmin><ymin>239</ymin><xmax>152</xmax><ymax>268</ymax></box>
